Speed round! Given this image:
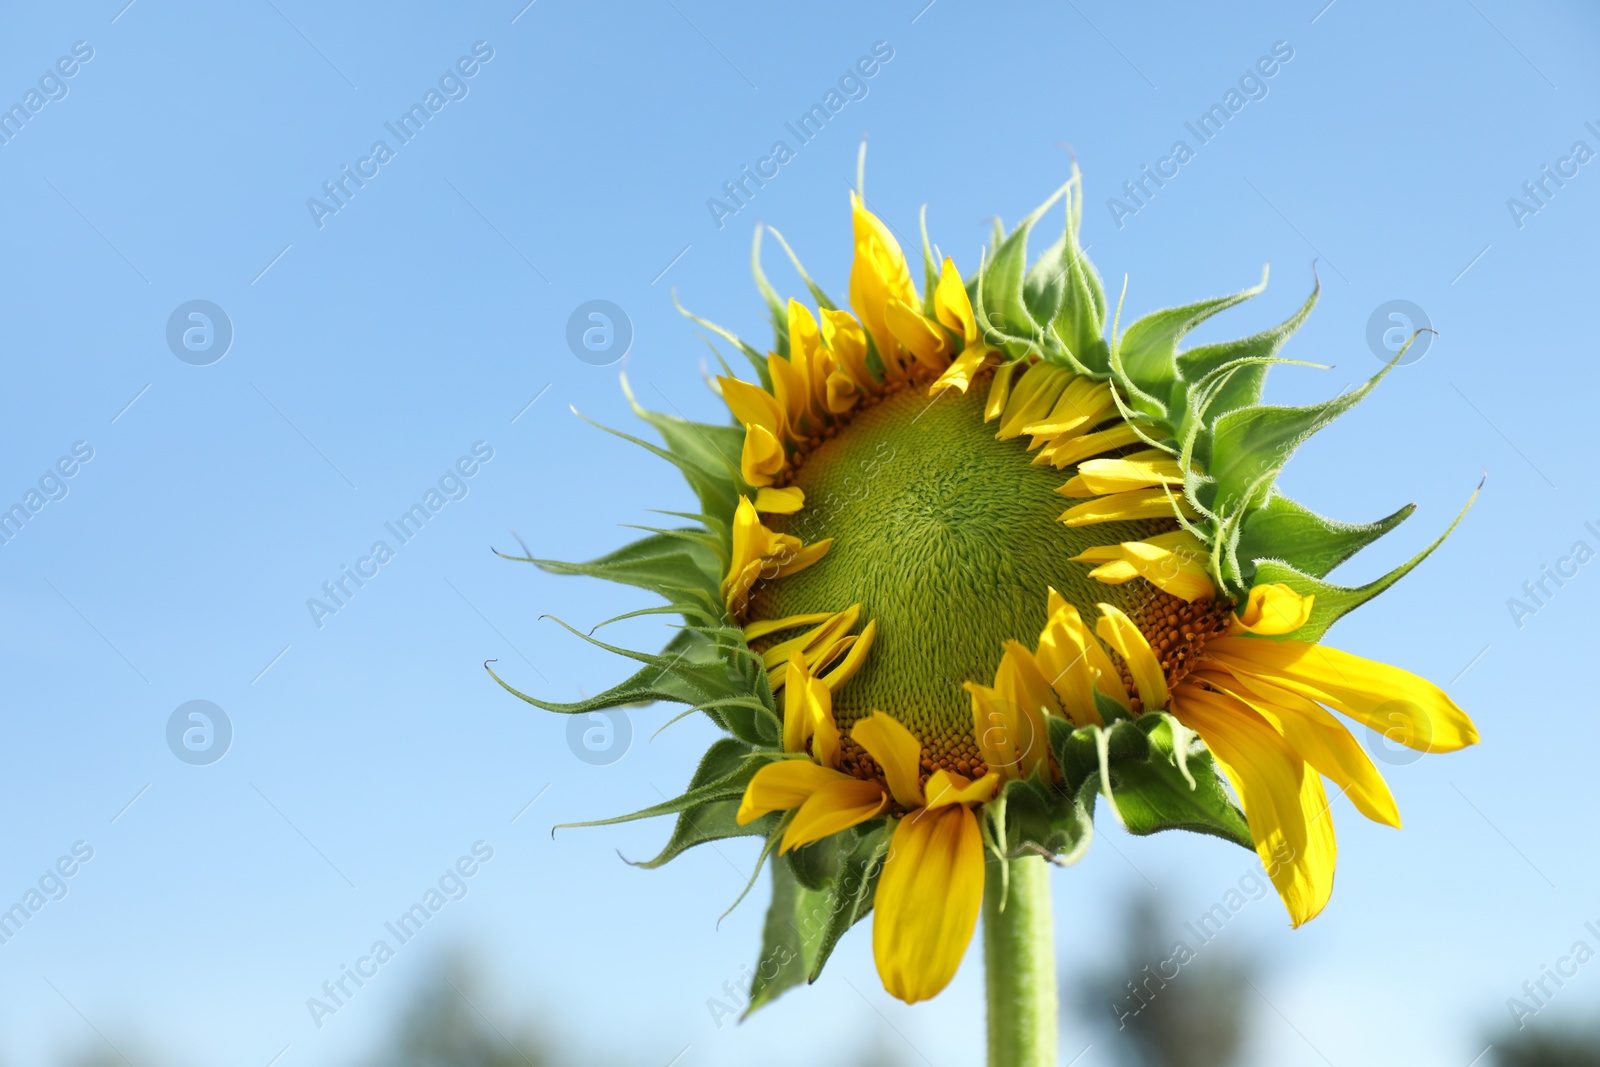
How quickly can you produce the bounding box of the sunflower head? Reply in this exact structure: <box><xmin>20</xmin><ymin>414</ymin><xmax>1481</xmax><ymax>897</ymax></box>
<box><xmin>496</xmin><ymin>164</ymin><xmax>1479</xmax><ymax>1010</ymax></box>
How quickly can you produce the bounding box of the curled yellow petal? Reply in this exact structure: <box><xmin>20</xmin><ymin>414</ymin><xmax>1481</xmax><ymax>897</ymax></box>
<box><xmin>873</xmin><ymin>804</ymin><xmax>985</xmax><ymax>1004</ymax></box>
<box><xmin>929</xmin><ymin>347</ymin><xmax>994</xmax><ymax>397</ymax></box>
<box><xmin>1233</xmin><ymin>583</ymin><xmax>1315</xmax><ymax>635</ymax></box>
<box><xmin>922</xmin><ymin>768</ymin><xmax>1000</xmax><ymax>809</ymax></box>
<box><xmin>1096</xmin><ymin>604</ymin><xmax>1168</xmax><ymax>709</ymax></box>
<box><xmin>739</xmin><ymin>423</ymin><xmax>785</xmax><ymax>487</ymax></box>
<box><xmin>851</xmin><ymin>711</ymin><xmax>925</xmax><ymax>808</ymax></box>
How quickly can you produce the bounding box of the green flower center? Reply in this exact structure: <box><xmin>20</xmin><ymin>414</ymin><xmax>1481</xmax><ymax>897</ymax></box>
<box><xmin>749</xmin><ymin>376</ymin><xmax>1167</xmax><ymax>773</ymax></box>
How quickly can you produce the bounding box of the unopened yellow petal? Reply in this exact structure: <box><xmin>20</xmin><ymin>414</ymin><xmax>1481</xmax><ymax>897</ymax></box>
<box><xmin>1169</xmin><ymin>695</ymin><xmax>1337</xmax><ymax>926</ymax></box>
<box><xmin>1096</xmin><ymin>604</ymin><xmax>1169</xmax><ymax>709</ymax></box>
<box><xmin>1021</xmin><ymin>380</ymin><xmax>1115</xmax><ymax>441</ymax></box>
<box><xmin>1058</xmin><ymin>449</ymin><xmax>1186</xmax><ymax>496</ymax></box>
<box><xmin>1058</xmin><ymin>488</ymin><xmax>1197</xmax><ymax>526</ymax></box>
<box><xmin>781</xmin><ymin>779</ymin><xmax>888</xmax><ymax>852</ymax></box>
<box><xmin>984</xmin><ymin>360</ymin><xmax>1022</xmax><ymax>422</ymax></box>
<box><xmin>1037</xmin><ymin>421</ymin><xmax>1144</xmax><ymax>469</ymax></box>
<box><xmin>1204</xmin><ymin>638</ymin><xmax>1480</xmax><ymax>753</ymax></box>
<box><xmin>1234</xmin><ymin>583</ymin><xmax>1315</xmax><ymax>635</ymax></box>
<box><xmin>874</xmin><ymin>804</ymin><xmax>986</xmax><ymax>1004</ymax></box>
<box><xmin>852</xmin><ymin>711</ymin><xmax>925</xmax><ymax>808</ymax></box>
<box><xmin>737</xmin><ymin>760</ymin><xmax>854</xmax><ymax>825</ymax></box>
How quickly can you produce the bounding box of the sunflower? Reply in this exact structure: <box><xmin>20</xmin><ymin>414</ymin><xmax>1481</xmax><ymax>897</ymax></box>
<box><xmin>496</xmin><ymin>163</ymin><xmax>1479</xmax><ymax>1024</ymax></box>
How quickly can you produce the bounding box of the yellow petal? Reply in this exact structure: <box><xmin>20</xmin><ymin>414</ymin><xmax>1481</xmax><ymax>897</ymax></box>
<box><xmin>1085</xmin><ymin>559</ymin><xmax>1141</xmax><ymax>584</ymax></box>
<box><xmin>773</xmin><ymin>537</ymin><xmax>832</xmax><ymax>578</ymax></box>
<box><xmin>780</xmin><ymin>653</ymin><xmax>841</xmax><ymax>768</ymax></box>
<box><xmin>851</xmin><ymin>711</ymin><xmax>925</xmax><ymax>808</ymax></box>
<box><xmin>932</xmin><ymin>257</ymin><xmax>977</xmax><ymax>343</ymax></box>
<box><xmin>1203</xmin><ymin>638</ymin><xmax>1480</xmax><ymax>753</ymax></box>
<box><xmin>825</xmin><ymin>368</ymin><xmax>861</xmax><ymax>414</ymax></box>
<box><xmin>1038</xmin><ymin>590</ymin><xmax>1129</xmax><ymax>716</ymax></box>
<box><xmin>739</xmin><ymin>423</ymin><xmax>785</xmax><ymax>487</ymax></box>
<box><xmin>994</xmin><ymin>642</ymin><xmax>1055</xmax><ymax>776</ymax></box>
<box><xmin>984</xmin><ymin>360</ymin><xmax>1022</xmax><ymax>422</ymax></box>
<box><xmin>1020</xmin><ymin>380</ymin><xmax>1115</xmax><ymax>441</ymax></box>
<box><xmin>1058</xmin><ymin>488</ymin><xmax>1197</xmax><ymax>526</ymax></box>
<box><xmin>1096</xmin><ymin>604</ymin><xmax>1168</xmax><ymax>709</ymax></box>
<box><xmin>742</xmin><ymin>611</ymin><xmax>834</xmax><ymax>643</ymax></box>
<box><xmin>818</xmin><ymin>308</ymin><xmax>875</xmax><ymax>390</ymax></box>
<box><xmin>849</xmin><ymin>192</ymin><xmax>918</xmax><ymax>371</ymax></box>
<box><xmin>760</xmin><ymin>605</ymin><xmax>861</xmax><ymax>673</ymax></box>
<box><xmin>1058</xmin><ymin>449</ymin><xmax>1186</xmax><ymax>496</ymax></box>
<box><xmin>1114</xmin><ymin>538</ymin><xmax>1216</xmax><ymax>602</ymax></box>
<box><xmin>737</xmin><ymin>760</ymin><xmax>855</xmax><ymax>825</ymax></box>
<box><xmin>1233</xmin><ymin>583</ymin><xmax>1315</xmax><ymax>635</ymax></box>
<box><xmin>820</xmin><ymin>618</ymin><xmax>877</xmax><ymax>691</ymax></box>
<box><xmin>1187</xmin><ymin>671</ymin><xmax>1400</xmax><ymax>828</ymax></box>
<box><xmin>885</xmin><ymin>297</ymin><xmax>952</xmax><ymax>375</ymax></box>
<box><xmin>767</xmin><ymin>350</ymin><xmax>814</xmax><ymax>438</ymax></box>
<box><xmin>929</xmin><ymin>347</ymin><xmax>994</xmax><ymax>397</ymax></box>
<box><xmin>719</xmin><ymin>375</ymin><xmax>784</xmax><ymax>433</ymax></box>
<box><xmin>1169</xmin><ymin>693</ymin><xmax>1337</xmax><ymax>926</ymax></box>
<box><xmin>873</xmin><ymin>805</ymin><xmax>986</xmax><ymax>1004</ymax></box>
<box><xmin>998</xmin><ymin>364</ymin><xmax>1074</xmax><ymax>441</ymax></box>
<box><xmin>753</xmin><ymin>486</ymin><xmax>805</xmax><ymax>514</ymax></box>
<box><xmin>781</xmin><ymin>779</ymin><xmax>888</xmax><ymax>852</ymax></box>
<box><xmin>922</xmin><ymin>768</ymin><xmax>1000</xmax><ymax>809</ymax></box>
<box><xmin>1036</xmin><ymin>421</ymin><xmax>1144</xmax><ymax>469</ymax></box>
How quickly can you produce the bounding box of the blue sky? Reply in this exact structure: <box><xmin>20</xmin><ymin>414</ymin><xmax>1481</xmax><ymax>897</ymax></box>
<box><xmin>1</xmin><ymin>1</ymin><xmax>1596</xmax><ymax>1064</ymax></box>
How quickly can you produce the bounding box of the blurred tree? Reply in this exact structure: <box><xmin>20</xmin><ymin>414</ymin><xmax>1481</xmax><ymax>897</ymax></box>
<box><xmin>1488</xmin><ymin>1021</ymin><xmax>1600</xmax><ymax>1067</ymax></box>
<box><xmin>1068</xmin><ymin>891</ymin><xmax>1255</xmax><ymax>1067</ymax></box>
<box><xmin>360</xmin><ymin>948</ymin><xmax>570</xmax><ymax>1067</ymax></box>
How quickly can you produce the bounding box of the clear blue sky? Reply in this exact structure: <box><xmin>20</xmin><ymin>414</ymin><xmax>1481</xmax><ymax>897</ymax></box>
<box><xmin>1</xmin><ymin>1</ymin><xmax>1596</xmax><ymax>1064</ymax></box>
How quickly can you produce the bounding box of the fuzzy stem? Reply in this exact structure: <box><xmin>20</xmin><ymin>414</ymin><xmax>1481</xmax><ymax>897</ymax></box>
<box><xmin>984</xmin><ymin>855</ymin><xmax>1058</xmax><ymax>1067</ymax></box>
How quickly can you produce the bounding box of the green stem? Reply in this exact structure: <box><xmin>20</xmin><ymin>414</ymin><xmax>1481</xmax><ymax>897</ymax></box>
<box><xmin>984</xmin><ymin>855</ymin><xmax>1058</xmax><ymax>1067</ymax></box>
